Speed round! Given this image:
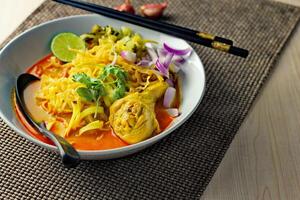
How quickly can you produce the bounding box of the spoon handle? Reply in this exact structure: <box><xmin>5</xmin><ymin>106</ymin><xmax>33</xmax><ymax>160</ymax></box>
<box><xmin>16</xmin><ymin>73</ymin><xmax>81</xmax><ymax>168</ymax></box>
<box><xmin>39</xmin><ymin>123</ymin><xmax>80</xmax><ymax>168</ymax></box>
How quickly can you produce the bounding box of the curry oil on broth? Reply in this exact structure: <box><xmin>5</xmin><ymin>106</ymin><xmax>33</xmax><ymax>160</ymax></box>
<box><xmin>15</xmin><ymin>54</ymin><xmax>179</xmax><ymax>150</ymax></box>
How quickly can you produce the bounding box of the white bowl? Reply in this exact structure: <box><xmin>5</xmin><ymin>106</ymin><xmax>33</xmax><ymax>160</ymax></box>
<box><xmin>0</xmin><ymin>14</ymin><xmax>205</xmax><ymax>160</ymax></box>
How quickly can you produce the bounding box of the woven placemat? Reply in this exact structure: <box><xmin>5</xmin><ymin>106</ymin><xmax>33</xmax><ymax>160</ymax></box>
<box><xmin>1</xmin><ymin>0</ymin><xmax>300</xmax><ymax>199</ymax></box>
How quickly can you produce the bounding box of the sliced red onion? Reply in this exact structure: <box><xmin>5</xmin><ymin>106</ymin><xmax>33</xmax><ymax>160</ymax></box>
<box><xmin>121</xmin><ymin>51</ymin><xmax>136</xmax><ymax>63</ymax></box>
<box><xmin>163</xmin><ymin>52</ymin><xmax>174</xmax><ymax>67</ymax></box>
<box><xmin>137</xmin><ymin>59</ymin><xmax>152</xmax><ymax>67</ymax></box>
<box><xmin>156</xmin><ymin>59</ymin><xmax>169</xmax><ymax>78</ymax></box>
<box><xmin>173</xmin><ymin>56</ymin><xmax>186</xmax><ymax>65</ymax></box>
<box><xmin>166</xmin><ymin>79</ymin><xmax>174</xmax><ymax>87</ymax></box>
<box><xmin>166</xmin><ymin>108</ymin><xmax>180</xmax><ymax>117</ymax></box>
<box><xmin>182</xmin><ymin>48</ymin><xmax>192</xmax><ymax>58</ymax></box>
<box><xmin>163</xmin><ymin>87</ymin><xmax>176</xmax><ymax>108</ymax></box>
<box><xmin>145</xmin><ymin>43</ymin><xmax>158</xmax><ymax>62</ymax></box>
<box><xmin>155</xmin><ymin>52</ymin><xmax>173</xmax><ymax>77</ymax></box>
<box><xmin>163</xmin><ymin>43</ymin><xmax>192</xmax><ymax>56</ymax></box>
<box><xmin>173</xmin><ymin>49</ymin><xmax>192</xmax><ymax>65</ymax></box>
<box><xmin>157</xmin><ymin>47</ymin><xmax>168</xmax><ymax>57</ymax></box>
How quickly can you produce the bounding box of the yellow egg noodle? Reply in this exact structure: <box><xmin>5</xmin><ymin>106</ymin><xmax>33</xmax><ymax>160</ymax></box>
<box><xmin>35</xmin><ymin>28</ymin><xmax>166</xmax><ymax>142</ymax></box>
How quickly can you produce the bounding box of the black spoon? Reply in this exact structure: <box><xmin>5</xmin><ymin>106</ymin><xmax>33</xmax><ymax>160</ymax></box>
<box><xmin>15</xmin><ymin>73</ymin><xmax>80</xmax><ymax>168</ymax></box>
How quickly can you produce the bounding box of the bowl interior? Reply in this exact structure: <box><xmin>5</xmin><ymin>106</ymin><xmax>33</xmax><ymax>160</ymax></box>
<box><xmin>0</xmin><ymin>14</ymin><xmax>205</xmax><ymax>158</ymax></box>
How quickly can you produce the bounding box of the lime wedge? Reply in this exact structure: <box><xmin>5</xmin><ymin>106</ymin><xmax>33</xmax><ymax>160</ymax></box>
<box><xmin>51</xmin><ymin>32</ymin><xmax>85</xmax><ymax>62</ymax></box>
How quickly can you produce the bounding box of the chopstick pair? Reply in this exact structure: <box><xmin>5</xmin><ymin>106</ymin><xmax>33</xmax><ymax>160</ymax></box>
<box><xmin>53</xmin><ymin>0</ymin><xmax>249</xmax><ymax>58</ymax></box>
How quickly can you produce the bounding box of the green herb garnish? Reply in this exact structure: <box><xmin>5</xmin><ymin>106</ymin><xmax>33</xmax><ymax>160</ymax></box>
<box><xmin>72</xmin><ymin>73</ymin><xmax>106</xmax><ymax>102</ymax></box>
<box><xmin>72</xmin><ymin>65</ymin><xmax>128</xmax><ymax>108</ymax></box>
<box><xmin>100</xmin><ymin>65</ymin><xmax>128</xmax><ymax>100</ymax></box>
<box><xmin>72</xmin><ymin>73</ymin><xmax>106</xmax><ymax>118</ymax></box>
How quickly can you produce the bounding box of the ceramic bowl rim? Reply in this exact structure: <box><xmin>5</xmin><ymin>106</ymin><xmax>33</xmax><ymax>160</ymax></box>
<box><xmin>0</xmin><ymin>14</ymin><xmax>206</xmax><ymax>156</ymax></box>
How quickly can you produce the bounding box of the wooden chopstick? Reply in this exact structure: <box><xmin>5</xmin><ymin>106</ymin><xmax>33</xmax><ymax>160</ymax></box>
<box><xmin>53</xmin><ymin>0</ymin><xmax>249</xmax><ymax>58</ymax></box>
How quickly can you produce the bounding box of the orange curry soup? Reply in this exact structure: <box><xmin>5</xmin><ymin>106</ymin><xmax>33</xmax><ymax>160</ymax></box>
<box><xmin>15</xmin><ymin>54</ymin><xmax>177</xmax><ymax>150</ymax></box>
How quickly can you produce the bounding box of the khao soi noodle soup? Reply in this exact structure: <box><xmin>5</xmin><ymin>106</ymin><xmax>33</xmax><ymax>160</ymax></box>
<box><xmin>15</xmin><ymin>25</ymin><xmax>191</xmax><ymax>150</ymax></box>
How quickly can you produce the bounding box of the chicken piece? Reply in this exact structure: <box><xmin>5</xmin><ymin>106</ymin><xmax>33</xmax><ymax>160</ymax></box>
<box><xmin>109</xmin><ymin>81</ymin><xmax>168</xmax><ymax>144</ymax></box>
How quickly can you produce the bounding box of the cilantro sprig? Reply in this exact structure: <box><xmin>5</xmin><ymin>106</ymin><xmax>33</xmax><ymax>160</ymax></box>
<box><xmin>72</xmin><ymin>73</ymin><xmax>106</xmax><ymax>102</ymax></box>
<box><xmin>72</xmin><ymin>65</ymin><xmax>128</xmax><ymax>107</ymax></box>
<box><xmin>100</xmin><ymin>65</ymin><xmax>127</xmax><ymax>100</ymax></box>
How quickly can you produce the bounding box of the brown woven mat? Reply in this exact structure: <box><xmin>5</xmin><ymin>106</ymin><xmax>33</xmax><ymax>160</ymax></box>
<box><xmin>1</xmin><ymin>0</ymin><xmax>300</xmax><ymax>199</ymax></box>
